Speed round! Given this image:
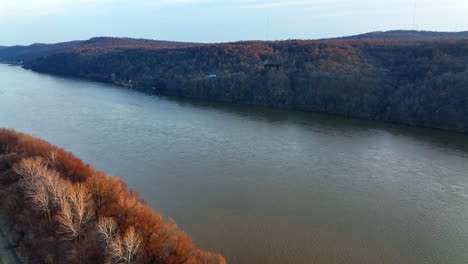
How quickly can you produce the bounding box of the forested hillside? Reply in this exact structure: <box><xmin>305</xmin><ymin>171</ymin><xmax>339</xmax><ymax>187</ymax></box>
<box><xmin>2</xmin><ymin>31</ymin><xmax>468</xmax><ymax>133</ymax></box>
<box><xmin>0</xmin><ymin>129</ymin><xmax>226</xmax><ymax>264</ymax></box>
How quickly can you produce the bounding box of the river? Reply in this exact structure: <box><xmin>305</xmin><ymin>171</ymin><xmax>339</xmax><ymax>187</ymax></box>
<box><xmin>1</xmin><ymin>64</ymin><xmax>468</xmax><ymax>263</ymax></box>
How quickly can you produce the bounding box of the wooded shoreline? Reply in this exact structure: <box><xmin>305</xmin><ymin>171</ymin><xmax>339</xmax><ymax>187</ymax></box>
<box><xmin>1</xmin><ymin>31</ymin><xmax>468</xmax><ymax>133</ymax></box>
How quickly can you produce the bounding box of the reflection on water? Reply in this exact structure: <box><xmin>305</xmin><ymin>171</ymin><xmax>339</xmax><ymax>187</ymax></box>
<box><xmin>1</xmin><ymin>64</ymin><xmax>468</xmax><ymax>264</ymax></box>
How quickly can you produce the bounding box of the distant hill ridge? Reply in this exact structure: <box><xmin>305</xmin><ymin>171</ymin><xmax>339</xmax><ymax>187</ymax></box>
<box><xmin>336</xmin><ymin>30</ymin><xmax>468</xmax><ymax>40</ymax></box>
<box><xmin>2</xmin><ymin>30</ymin><xmax>468</xmax><ymax>63</ymax></box>
<box><xmin>0</xmin><ymin>37</ymin><xmax>201</xmax><ymax>62</ymax></box>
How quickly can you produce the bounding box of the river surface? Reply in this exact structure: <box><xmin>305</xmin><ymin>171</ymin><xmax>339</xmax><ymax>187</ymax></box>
<box><xmin>1</xmin><ymin>64</ymin><xmax>468</xmax><ymax>263</ymax></box>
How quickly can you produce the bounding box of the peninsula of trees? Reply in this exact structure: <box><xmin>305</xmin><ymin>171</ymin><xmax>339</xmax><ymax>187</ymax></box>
<box><xmin>1</xmin><ymin>30</ymin><xmax>468</xmax><ymax>133</ymax></box>
<box><xmin>0</xmin><ymin>128</ymin><xmax>226</xmax><ymax>264</ymax></box>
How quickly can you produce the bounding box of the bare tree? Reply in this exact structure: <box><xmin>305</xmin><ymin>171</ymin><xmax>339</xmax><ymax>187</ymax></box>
<box><xmin>29</xmin><ymin>178</ymin><xmax>51</xmax><ymax>220</ymax></box>
<box><xmin>109</xmin><ymin>226</ymin><xmax>143</xmax><ymax>264</ymax></box>
<box><xmin>13</xmin><ymin>156</ymin><xmax>63</xmax><ymax>221</ymax></box>
<box><xmin>14</xmin><ymin>156</ymin><xmax>94</xmax><ymax>239</ymax></box>
<box><xmin>56</xmin><ymin>196</ymin><xmax>78</xmax><ymax>239</ymax></box>
<box><xmin>56</xmin><ymin>183</ymin><xmax>94</xmax><ymax>240</ymax></box>
<box><xmin>97</xmin><ymin>217</ymin><xmax>118</xmax><ymax>248</ymax></box>
<box><xmin>109</xmin><ymin>234</ymin><xmax>125</xmax><ymax>264</ymax></box>
<box><xmin>123</xmin><ymin>227</ymin><xmax>143</xmax><ymax>263</ymax></box>
<box><xmin>13</xmin><ymin>156</ymin><xmax>48</xmax><ymax>184</ymax></box>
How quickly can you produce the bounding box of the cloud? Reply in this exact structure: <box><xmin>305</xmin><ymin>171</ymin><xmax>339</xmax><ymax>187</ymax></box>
<box><xmin>2</xmin><ymin>0</ymin><xmax>467</xmax><ymax>30</ymax></box>
<box><xmin>0</xmin><ymin>0</ymin><xmax>317</xmax><ymax>20</ymax></box>
<box><xmin>0</xmin><ymin>0</ymin><xmax>326</xmax><ymax>18</ymax></box>
<box><xmin>144</xmin><ymin>0</ymin><xmax>323</xmax><ymax>9</ymax></box>
<box><xmin>0</xmin><ymin>0</ymin><xmax>121</xmax><ymax>19</ymax></box>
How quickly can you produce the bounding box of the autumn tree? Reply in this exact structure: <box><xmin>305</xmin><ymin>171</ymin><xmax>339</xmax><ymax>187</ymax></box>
<box><xmin>88</xmin><ymin>172</ymin><xmax>120</xmax><ymax>217</ymax></box>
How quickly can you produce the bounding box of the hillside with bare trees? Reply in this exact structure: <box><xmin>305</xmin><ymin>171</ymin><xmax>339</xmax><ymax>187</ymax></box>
<box><xmin>0</xmin><ymin>128</ymin><xmax>226</xmax><ymax>264</ymax></box>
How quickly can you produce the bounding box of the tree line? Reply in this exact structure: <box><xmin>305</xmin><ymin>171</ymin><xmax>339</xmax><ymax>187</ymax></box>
<box><xmin>0</xmin><ymin>128</ymin><xmax>226</xmax><ymax>264</ymax></box>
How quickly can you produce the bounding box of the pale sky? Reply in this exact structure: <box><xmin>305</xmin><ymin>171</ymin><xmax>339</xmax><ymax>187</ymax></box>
<box><xmin>0</xmin><ymin>0</ymin><xmax>467</xmax><ymax>46</ymax></box>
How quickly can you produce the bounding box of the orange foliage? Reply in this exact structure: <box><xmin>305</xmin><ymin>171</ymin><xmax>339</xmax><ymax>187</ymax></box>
<box><xmin>0</xmin><ymin>128</ymin><xmax>226</xmax><ymax>264</ymax></box>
